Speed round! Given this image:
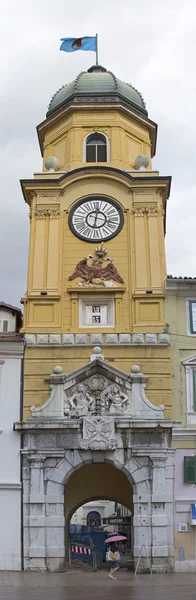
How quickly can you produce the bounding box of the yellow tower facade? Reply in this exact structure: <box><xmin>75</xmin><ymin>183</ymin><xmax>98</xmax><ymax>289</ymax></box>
<box><xmin>21</xmin><ymin>65</ymin><xmax>171</xmax><ymax>418</ymax></box>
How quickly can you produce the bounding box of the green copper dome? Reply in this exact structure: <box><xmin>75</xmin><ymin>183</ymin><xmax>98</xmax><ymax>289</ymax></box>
<box><xmin>47</xmin><ymin>65</ymin><xmax>147</xmax><ymax>117</ymax></box>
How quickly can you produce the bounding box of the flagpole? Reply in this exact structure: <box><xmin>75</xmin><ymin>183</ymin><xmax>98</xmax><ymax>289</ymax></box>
<box><xmin>96</xmin><ymin>33</ymin><xmax>98</xmax><ymax>65</ymax></box>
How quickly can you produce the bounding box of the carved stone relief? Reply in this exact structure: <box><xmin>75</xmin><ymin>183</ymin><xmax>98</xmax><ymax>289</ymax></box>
<box><xmin>80</xmin><ymin>416</ymin><xmax>117</xmax><ymax>450</ymax></box>
<box><xmin>68</xmin><ymin>244</ymin><xmax>124</xmax><ymax>286</ymax></box>
<box><xmin>103</xmin><ymin>384</ymin><xmax>129</xmax><ymax>414</ymax></box>
<box><xmin>64</xmin><ymin>383</ymin><xmax>95</xmax><ymax>417</ymax></box>
<box><xmin>63</xmin><ymin>375</ymin><xmax>130</xmax><ymax>418</ymax></box>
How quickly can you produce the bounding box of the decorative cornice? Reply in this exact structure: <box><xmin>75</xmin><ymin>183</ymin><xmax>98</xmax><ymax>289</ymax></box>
<box><xmin>0</xmin><ymin>482</ymin><xmax>21</xmax><ymax>489</ymax></box>
<box><xmin>172</xmin><ymin>428</ymin><xmax>196</xmax><ymax>440</ymax></box>
<box><xmin>24</xmin><ymin>332</ymin><xmax>170</xmax><ymax>346</ymax></box>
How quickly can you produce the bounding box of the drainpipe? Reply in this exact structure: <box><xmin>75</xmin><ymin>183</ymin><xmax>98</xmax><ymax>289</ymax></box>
<box><xmin>19</xmin><ymin>337</ymin><xmax>25</xmax><ymax>571</ymax></box>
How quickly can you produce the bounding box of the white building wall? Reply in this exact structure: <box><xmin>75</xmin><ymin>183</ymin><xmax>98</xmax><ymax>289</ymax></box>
<box><xmin>71</xmin><ymin>500</ymin><xmax>115</xmax><ymax>526</ymax></box>
<box><xmin>0</xmin><ymin>342</ymin><xmax>23</xmax><ymax>570</ymax></box>
<box><xmin>0</xmin><ymin>309</ymin><xmax>16</xmax><ymax>332</ymax></box>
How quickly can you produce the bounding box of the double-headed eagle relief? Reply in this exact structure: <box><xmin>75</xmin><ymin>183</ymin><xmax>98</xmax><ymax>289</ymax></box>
<box><xmin>68</xmin><ymin>244</ymin><xmax>124</xmax><ymax>287</ymax></box>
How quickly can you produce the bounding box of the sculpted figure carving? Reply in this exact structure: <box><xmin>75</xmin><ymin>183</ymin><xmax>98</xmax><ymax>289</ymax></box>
<box><xmin>105</xmin><ymin>384</ymin><xmax>128</xmax><ymax>414</ymax></box>
<box><xmin>64</xmin><ymin>384</ymin><xmax>94</xmax><ymax>417</ymax></box>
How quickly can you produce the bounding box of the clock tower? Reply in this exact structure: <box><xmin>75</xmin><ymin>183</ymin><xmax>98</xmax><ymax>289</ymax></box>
<box><xmin>21</xmin><ymin>64</ymin><xmax>171</xmax><ymax>419</ymax></box>
<box><xmin>17</xmin><ymin>65</ymin><xmax>175</xmax><ymax>573</ymax></box>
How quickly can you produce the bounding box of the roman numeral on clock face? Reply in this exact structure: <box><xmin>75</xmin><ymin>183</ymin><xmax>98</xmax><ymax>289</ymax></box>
<box><xmin>69</xmin><ymin>197</ymin><xmax>124</xmax><ymax>242</ymax></box>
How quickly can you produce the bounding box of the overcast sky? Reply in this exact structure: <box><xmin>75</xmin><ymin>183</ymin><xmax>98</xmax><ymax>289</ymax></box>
<box><xmin>0</xmin><ymin>0</ymin><xmax>196</xmax><ymax>307</ymax></box>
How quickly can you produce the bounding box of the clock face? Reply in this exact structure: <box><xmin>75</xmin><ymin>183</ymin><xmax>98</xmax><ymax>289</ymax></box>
<box><xmin>68</xmin><ymin>197</ymin><xmax>124</xmax><ymax>242</ymax></box>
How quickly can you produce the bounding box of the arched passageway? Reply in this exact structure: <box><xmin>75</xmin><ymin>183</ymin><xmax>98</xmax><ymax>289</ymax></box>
<box><xmin>64</xmin><ymin>463</ymin><xmax>133</xmax><ymax>559</ymax></box>
<box><xmin>65</xmin><ymin>463</ymin><xmax>133</xmax><ymax>522</ymax></box>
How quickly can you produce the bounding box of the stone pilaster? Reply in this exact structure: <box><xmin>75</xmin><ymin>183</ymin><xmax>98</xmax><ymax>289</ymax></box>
<box><xmin>24</xmin><ymin>455</ymin><xmax>46</xmax><ymax>571</ymax></box>
<box><xmin>150</xmin><ymin>454</ymin><xmax>174</xmax><ymax>572</ymax></box>
<box><xmin>45</xmin><ymin>474</ymin><xmax>65</xmax><ymax>572</ymax></box>
<box><xmin>133</xmin><ymin>491</ymin><xmax>152</xmax><ymax>568</ymax></box>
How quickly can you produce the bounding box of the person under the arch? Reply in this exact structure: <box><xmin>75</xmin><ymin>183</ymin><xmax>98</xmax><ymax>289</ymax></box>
<box><xmin>106</xmin><ymin>543</ymin><xmax>121</xmax><ymax>580</ymax></box>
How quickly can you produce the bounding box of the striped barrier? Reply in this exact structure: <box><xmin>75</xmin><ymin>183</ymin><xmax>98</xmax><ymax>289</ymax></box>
<box><xmin>71</xmin><ymin>545</ymin><xmax>91</xmax><ymax>555</ymax></box>
<box><xmin>69</xmin><ymin>544</ymin><xmax>101</xmax><ymax>570</ymax></box>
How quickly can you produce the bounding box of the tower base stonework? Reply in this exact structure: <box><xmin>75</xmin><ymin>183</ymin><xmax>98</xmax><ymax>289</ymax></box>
<box><xmin>15</xmin><ymin>359</ymin><xmax>175</xmax><ymax>572</ymax></box>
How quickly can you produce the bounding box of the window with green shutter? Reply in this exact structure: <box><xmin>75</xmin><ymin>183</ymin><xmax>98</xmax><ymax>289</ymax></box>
<box><xmin>193</xmin><ymin>371</ymin><xmax>196</xmax><ymax>412</ymax></box>
<box><xmin>184</xmin><ymin>456</ymin><xmax>196</xmax><ymax>483</ymax></box>
<box><xmin>189</xmin><ymin>301</ymin><xmax>196</xmax><ymax>334</ymax></box>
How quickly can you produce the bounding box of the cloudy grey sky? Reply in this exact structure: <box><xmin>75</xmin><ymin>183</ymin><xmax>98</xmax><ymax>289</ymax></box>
<box><xmin>0</xmin><ymin>0</ymin><xmax>196</xmax><ymax>307</ymax></box>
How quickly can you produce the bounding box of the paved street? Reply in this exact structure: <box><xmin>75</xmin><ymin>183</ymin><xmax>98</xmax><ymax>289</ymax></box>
<box><xmin>0</xmin><ymin>571</ymin><xmax>196</xmax><ymax>600</ymax></box>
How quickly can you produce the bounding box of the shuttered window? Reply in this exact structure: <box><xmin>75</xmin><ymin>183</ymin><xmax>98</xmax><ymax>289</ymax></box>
<box><xmin>184</xmin><ymin>456</ymin><xmax>196</xmax><ymax>483</ymax></box>
<box><xmin>3</xmin><ymin>320</ymin><xmax>8</xmax><ymax>332</ymax></box>
<box><xmin>189</xmin><ymin>301</ymin><xmax>196</xmax><ymax>334</ymax></box>
<box><xmin>193</xmin><ymin>371</ymin><xmax>196</xmax><ymax>412</ymax></box>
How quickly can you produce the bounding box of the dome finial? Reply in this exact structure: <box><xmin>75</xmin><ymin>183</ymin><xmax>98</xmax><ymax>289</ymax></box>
<box><xmin>87</xmin><ymin>65</ymin><xmax>107</xmax><ymax>73</ymax></box>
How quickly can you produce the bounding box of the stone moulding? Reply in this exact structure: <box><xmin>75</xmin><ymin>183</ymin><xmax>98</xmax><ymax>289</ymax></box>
<box><xmin>24</xmin><ymin>332</ymin><xmax>170</xmax><ymax>346</ymax></box>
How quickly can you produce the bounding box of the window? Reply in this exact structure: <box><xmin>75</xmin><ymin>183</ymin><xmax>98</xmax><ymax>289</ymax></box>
<box><xmin>86</xmin><ymin>133</ymin><xmax>107</xmax><ymax>162</ymax></box>
<box><xmin>194</xmin><ymin>371</ymin><xmax>196</xmax><ymax>412</ymax></box>
<box><xmin>86</xmin><ymin>511</ymin><xmax>101</xmax><ymax>527</ymax></box>
<box><xmin>184</xmin><ymin>456</ymin><xmax>196</xmax><ymax>483</ymax></box>
<box><xmin>79</xmin><ymin>297</ymin><xmax>114</xmax><ymax>328</ymax></box>
<box><xmin>189</xmin><ymin>301</ymin><xmax>196</xmax><ymax>334</ymax></box>
<box><xmin>183</xmin><ymin>356</ymin><xmax>196</xmax><ymax>424</ymax></box>
<box><xmin>3</xmin><ymin>320</ymin><xmax>8</xmax><ymax>332</ymax></box>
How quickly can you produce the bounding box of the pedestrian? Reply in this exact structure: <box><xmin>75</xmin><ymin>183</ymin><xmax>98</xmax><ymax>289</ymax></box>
<box><xmin>106</xmin><ymin>542</ymin><xmax>120</xmax><ymax>580</ymax></box>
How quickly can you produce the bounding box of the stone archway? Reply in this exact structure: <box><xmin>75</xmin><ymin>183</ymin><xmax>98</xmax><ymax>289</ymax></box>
<box><xmin>42</xmin><ymin>450</ymin><xmax>150</xmax><ymax>572</ymax></box>
<box><xmin>17</xmin><ymin>359</ymin><xmax>174</xmax><ymax>572</ymax></box>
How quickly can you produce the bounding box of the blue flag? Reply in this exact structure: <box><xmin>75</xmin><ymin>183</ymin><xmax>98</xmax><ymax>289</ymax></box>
<box><xmin>60</xmin><ymin>36</ymin><xmax>96</xmax><ymax>53</ymax></box>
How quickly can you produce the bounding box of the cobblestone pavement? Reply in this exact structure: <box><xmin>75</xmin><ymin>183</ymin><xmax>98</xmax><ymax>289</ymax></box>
<box><xmin>0</xmin><ymin>571</ymin><xmax>196</xmax><ymax>600</ymax></box>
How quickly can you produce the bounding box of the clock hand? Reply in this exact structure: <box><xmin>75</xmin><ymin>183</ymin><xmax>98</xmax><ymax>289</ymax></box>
<box><xmin>94</xmin><ymin>208</ymin><xmax>99</xmax><ymax>227</ymax></box>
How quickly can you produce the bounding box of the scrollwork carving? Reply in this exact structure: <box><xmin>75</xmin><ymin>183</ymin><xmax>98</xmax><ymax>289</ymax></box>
<box><xmin>147</xmin><ymin>207</ymin><xmax>158</xmax><ymax>216</ymax></box>
<box><xmin>34</xmin><ymin>208</ymin><xmax>48</xmax><ymax>219</ymax></box>
<box><xmin>48</xmin><ymin>208</ymin><xmax>61</xmax><ymax>218</ymax></box>
<box><xmin>34</xmin><ymin>208</ymin><xmax>60</xmax><ymax>219</ymax></box>
<box><xmin>132</xmin><ymin>206</ymin><xmax>158</xmax><ymax>216</ymax></box>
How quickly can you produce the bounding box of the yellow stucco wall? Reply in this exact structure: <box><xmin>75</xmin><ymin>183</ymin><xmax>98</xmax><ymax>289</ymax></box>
<box><xmin>165</xmin><ymin>291</ymin><xmax>196</xmax><ymax>431</ymax></box>
<box><xmin>41</xmin><ymin>108</ymin><xmax>152</xmax><ymax>172</ymax></box>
